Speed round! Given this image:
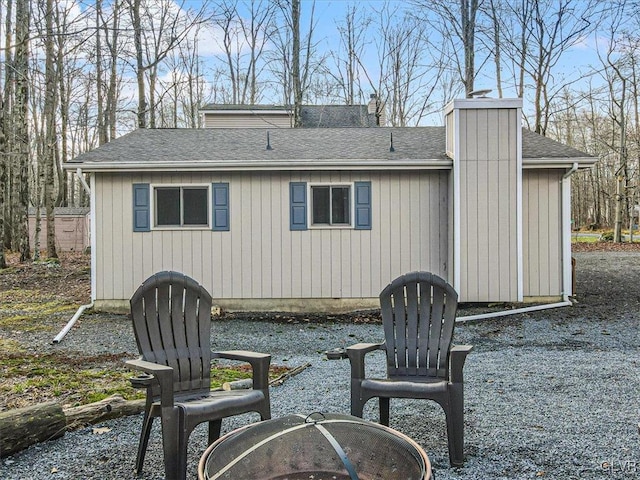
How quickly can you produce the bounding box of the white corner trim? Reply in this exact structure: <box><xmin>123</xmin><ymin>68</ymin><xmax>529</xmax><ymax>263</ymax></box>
<box><xmin>445</xmin><ymin>98</ymin><xmax>523</xmax><ymax>114</ymax></box>
<box><xmin>452</xmin><ymin>108</ymin><xmax>461</xmax><ymax>295</ymax></box>
<box><xmin>516</xmin><ymin>107</ymin><xmax>524</xmax><ymax>302</ymax></box>
<box><xmin>90</xmin><ymin>173</ymin><xmax>97</xmax><ymax>302</ymax></box>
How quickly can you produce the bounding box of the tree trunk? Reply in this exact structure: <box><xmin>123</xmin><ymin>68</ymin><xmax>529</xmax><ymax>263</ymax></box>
<box><xmin>44</xmin><ymin>0</ymin><xmax>58</xmax><ymax>259</ymax></box>
<box><xmin>0</xmin><ymin>402</ymin><xmax>66</xmax><ymax>458</ymax></box>
<box><xmin>291</xmin><ymin>0</ymin><xmax>302</xmax><ymax>127</ymax></box>
<box><xmin>14</xmin><ymin>0</ymin><xmax>30</xmax><ymax>262</ymax></box>
<box><xmin>131</xmin><ymin>0</ymin><xmax>147</xmax><ymax>129</ymax></box>
<box><xmin>0</xmin><ymin>90</ymin><xmax>6</xmax><ymax>269</ymax></box>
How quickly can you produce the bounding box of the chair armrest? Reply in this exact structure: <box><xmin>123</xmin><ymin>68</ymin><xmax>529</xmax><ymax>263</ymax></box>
<box><xmin>347</xmin><ymin>343</ymin><xmax>383</xmax><ymax>380</ymax></box>
<box><xmin>213</xmin><ymin>350</ymin><xmax>271</xmax><ymax>391</ymax></box>
<box><xmin>125</xmin><ymin>358</ymin><xmax>174</xmax><ymax>407</ymax></box>
<box><xmin>449</xmin><ymin>345</ymin><xmax>473</xmax><ymax>383</ymax></box>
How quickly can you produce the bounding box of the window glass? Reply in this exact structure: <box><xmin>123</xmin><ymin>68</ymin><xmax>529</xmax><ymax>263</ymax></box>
<box><xmin>183</xmin><ymin>188</ymin><xmax>208</xmax><ymax>225</ymax></box>
<box><xmin>331</xmin><ymin>186</ymin><xmax>350</xmax><ymax>224</ymax></box>
<box><xmin>311</xmin><ymin>185</ymin><xmax>351</xmax><ymax>226</ymax></box>
<box><xmin>312</xmin><ymin>186</ymin><xmax>330</xmax><ymax>224</ymax></box>
<box><xmin>156</xmin><ymin>187</ymin><xmax>181</xmax><ymax>226</ymax></box>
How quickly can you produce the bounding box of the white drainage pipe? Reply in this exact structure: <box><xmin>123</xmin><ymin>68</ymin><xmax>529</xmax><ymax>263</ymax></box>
<box><xmin>456</xmin><ymin>300</ymin><xmax>572</xmax><ymax>323</ymax></box>
<box><xmin>52</xmin><ymin>302</ymin><xmax>94</xmax><ymax>343</ymax></box>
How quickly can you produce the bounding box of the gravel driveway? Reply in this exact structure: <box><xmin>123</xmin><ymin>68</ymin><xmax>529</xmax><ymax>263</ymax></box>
<box><xmin>1</xmin><ymin>251</ymin><xmax>639</xmax><ymax>479</ymax></box>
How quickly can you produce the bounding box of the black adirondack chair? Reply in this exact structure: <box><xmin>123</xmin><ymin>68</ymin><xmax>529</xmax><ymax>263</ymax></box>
<box><xmin>347</xmin><ymin>271</ymin><xmax>472</xmax><ymax>466</ymax></box>
<box><xmin>126</xmin><ymin>271</ymin><xmax>271</xmax><ymax>480</ymax></box>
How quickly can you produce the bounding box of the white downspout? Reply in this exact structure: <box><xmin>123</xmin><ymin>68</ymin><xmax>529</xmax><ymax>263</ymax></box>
<box><xmin>561</xmin><ymin>162</ymin><xmax>579</xmax><ymax>301</ymax></box>
<box><xmin>53</xmin><ymin>169</ymin><xmax>95</xmax><ymax>343</ymax></box>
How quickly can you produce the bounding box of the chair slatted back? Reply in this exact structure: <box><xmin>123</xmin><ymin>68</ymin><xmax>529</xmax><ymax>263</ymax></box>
<box><xmin>130</xmin><ymin>271</ymin><xmax>213</xmax><ymax>396</ymax></box>
<box><xmin>380</xmin><ymin>272</ymin><xmax>458</xmax><ymax>379</ymax></box>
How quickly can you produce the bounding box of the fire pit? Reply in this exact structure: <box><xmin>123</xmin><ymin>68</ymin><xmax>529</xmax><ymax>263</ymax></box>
<box><xmin>198</xmin><ymin>413</ymin><xmax>431</xmax><ymax>480</ymax></box>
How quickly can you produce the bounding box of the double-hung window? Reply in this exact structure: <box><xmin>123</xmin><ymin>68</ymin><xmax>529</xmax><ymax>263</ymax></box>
<box><xmin>311</xmin><ymin>185</ymin><xmax>351</xmax><ymax>226</ymax></box>
<box><xmin>155</xmin><ymin>186</ymin><xmax>208</xmax><ymax>227</ymax></box>
<box><xmin>289</xmin><ymin>181</ymin><xmax>371</xmax><ymax>231</ymax></box>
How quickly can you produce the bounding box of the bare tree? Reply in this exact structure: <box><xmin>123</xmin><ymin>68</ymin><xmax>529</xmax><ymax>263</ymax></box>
<box><xmin>369</xmin><ymin>2</ymin><xmax>447</xmax><ymax>126</ymax></box>
<box><xmin>412</xmin><ymin>0</ymin><xmax>481</xmax><ymax>97</ymax></box>
<box><xmin>126</xmin><ymin>0</ymin><xmax>210</xmax><ymax>129</ymax></box>
<box><xmin>270</xmin><ymin>0</ymin><xmax>323</xmax><ymax>123</ymax></box>
<box><xmin>14</xmin><ymin>0</ymin><xmax>31</xmax><ymax>262</ymax></box>
<box><xmin>330</xmin><ymin>3</ymin><xmax>371</xmax><ymax>105</ymax></box>
<box><xmin>501</xmin><ymin>0</ymin><xmax>602</xmax><ymax>134</ymax></box>
<box><xmin>42</xmin><ymin>0</ymin><xmax>58</xmax><ymax>259</ymax></box>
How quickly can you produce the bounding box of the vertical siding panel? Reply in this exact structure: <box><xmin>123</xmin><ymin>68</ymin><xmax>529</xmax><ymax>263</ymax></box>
<box><xmin>271</xmin><ymin>175</ymin><xmax>283</xmax><ymax>298</ymax></box>
<box><xmin>294</xmin><ymin>173</ymin><xmax>308</xmax><ymax>297</ymax></box>
<box><xmin>529</xmin><ymin>171</ymin><xmax>541</xmax><ymax>294</ymax></box>
<box><xmin>251</xmin><ymin>176</ymin><xmax>262</xmax><ymax>297</ymax></box>
<box><xmin>260</xmin><ymin>174</ymin><xmax>273</xmax><ymax>297</ymax></box>
<box><xmin>409</xmin><ymin>174</ymin><xmax>421</xmax><ymax>273</ymax></box>
<box><xmin>140</xmin><ymin>176</ymin><xmax>153</xmax><ymax>292</ymax></box>
<box><xmin>464</xmin><ymin>161</ymin><xmax>478</xmax><ymax>300</ymax></box>
<box><xmin>385</xmin><ymin>174</ymin><xmax>398</xmax><ymax>280</ymax></box>
<box><xmin>498</xmin><ymin>160</ymin><xmax>512</xmax><ymax>299</ymax></box>
<box><xmin>240</xmin><ymin>177</ymin><xmax>253</xmax><ymax>296</ymax></box>
<box><xmin>487</xmin><ymin>160</ymin><xmax>500</xmax><ymax>298</ymax></box>
<box><xmin>116</xmin><ymin>176</ymin><xmax>130</xmax><ymax>298</ymax></box>
<box><xmin>229</xmin><ymin>175</ymin><xmax>242</xmax><ymax>297</ymax></box>
<box><xmin>365</xmin><ymin>172</ymin><xmax>379</xmax><ymax>296</ymax></box>
<box><xmin>539</xmin><ymin>171</ymin><xmax>550</xmax><ymax>293</ymax></box>
<box><xmin>113</xmin><ymin>175</ymin><xmax>123</xmax><ymax>297</ymax></box>
<box><xmin>522</xmin><ymin>172</ymin><xmax>531</xmax><ymax>296</ymax></box>
<box><xmin>94</xmin><ymin>177</ymin><xmax>104</xmax><ymax>300</ymax></box>
<box><xmin>281</xmin><ymin>173</ymin><xmax>293</xmax><ymax>297</ymax></box>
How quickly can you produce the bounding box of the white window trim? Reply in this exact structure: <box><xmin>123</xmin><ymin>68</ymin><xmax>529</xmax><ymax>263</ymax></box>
<box><xmin>308</xmin><ymin>182</ymin><xmax>355</xmax><ymax>229</ymax></box>
<box><xmin>150</xmin><ymin>183</ymin><xmax>211</xmax><ymax>230</ymax></box>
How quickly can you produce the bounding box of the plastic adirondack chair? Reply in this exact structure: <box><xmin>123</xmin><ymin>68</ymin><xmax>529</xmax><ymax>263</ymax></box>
<box><xmin>126</xmin><ymin>271</ymin><xmax>271</xmax><ymax>480</ymax></box>
<box><xmin>347</xmin><ymin>271</ymin><xmax>472</xmax><ymax>467</ymax></box>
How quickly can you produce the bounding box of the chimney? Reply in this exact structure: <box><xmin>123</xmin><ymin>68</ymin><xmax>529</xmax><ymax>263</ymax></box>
<box><xmin>445</xmin><ymin>97</ymin><xmax>523</xmax><ymax>303</ymax></box>
<box><xmin>368</xmin><ymin>93</ymin><xmax>386</xmax><ymax>127</ymax></box>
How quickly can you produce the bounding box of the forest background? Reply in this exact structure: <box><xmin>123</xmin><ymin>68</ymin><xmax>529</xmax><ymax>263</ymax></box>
<box><xmin>0</xmin><ymin>0</ymin><xmax>639</xmax><ymax>267</ymax></box>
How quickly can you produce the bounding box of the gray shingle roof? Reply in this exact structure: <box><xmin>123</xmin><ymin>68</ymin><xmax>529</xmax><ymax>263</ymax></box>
<box><xmin>67</xmin><ymin>127</ymin><xmax>594</xmax><ymax>171</ymax></box>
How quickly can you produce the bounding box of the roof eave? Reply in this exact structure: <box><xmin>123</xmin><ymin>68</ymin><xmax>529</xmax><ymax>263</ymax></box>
<box><xmin>64</xmin><ymin>159</ymin><xmax>453</xmax><ymax>173</ymax></box>
<box><xmin>523</xmin><ymin>157</ymin><xmax>597</xmax><ymax>169</ymax></box>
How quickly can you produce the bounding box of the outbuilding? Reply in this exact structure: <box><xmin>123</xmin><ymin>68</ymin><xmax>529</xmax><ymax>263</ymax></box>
<box><xmin>65</xmin><ymin>98</ymin><xmax>596</xmax><ymax>313</ymax></box>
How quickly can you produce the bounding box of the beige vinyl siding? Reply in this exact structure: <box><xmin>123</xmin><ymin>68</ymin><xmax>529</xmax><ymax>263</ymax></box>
<box><xmin>94</xmin><ymin>171</ymin><xmax>449</xmax><ymax>303</ymax></box>
<box><xmin>458</xmin><ymin>108</ymin><xmax>518</xmax><ymax>302</ymax></box>
<box><xmin>446</xmin><ymin>111</ymin><xmax>455</xmax><ymax>157</ymax></box>
<box><xmin>203</xmin><ymin>113</ymin><xmax>291</xmax><ymax>129</ymax></box>
<box><xmin>522</xmin><ymin>169</ymin><xmax>563</xmax><ymax>297</ymax></box>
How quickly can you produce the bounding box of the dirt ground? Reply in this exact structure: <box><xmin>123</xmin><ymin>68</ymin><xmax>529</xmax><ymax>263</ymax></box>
<box><xmin>1</xmin><ymin>242</ymin><xmax>639</xmax><ymax>412</ymax></box>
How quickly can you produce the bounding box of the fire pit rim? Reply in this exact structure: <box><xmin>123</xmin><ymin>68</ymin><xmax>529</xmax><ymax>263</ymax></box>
<box><xmin>197</xmin><ymin>413</ymin><xmax>432</xmax><ymax>480</ymax></box>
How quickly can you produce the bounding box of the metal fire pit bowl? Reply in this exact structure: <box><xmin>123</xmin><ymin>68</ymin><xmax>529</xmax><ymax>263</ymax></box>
<box><xmin>198</xmin><ymin>413</ymin><xmax>431</xmax><ymax>480</ymax></box>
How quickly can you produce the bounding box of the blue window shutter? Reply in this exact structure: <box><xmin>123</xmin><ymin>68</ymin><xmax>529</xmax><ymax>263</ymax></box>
<box><xmin>354</xmin><ymin>181</ymin><xmax>372</xmax><ymax>230</ymax></box>
<box><xmin>290</xmin><ymin>182</ymin><xmax>307</xmax><ymax>231</ymax></box>
<box><xmin>212</xmin><ymin>183</ymin><xmax>230</xmax><ymax>231</ymax></box>
<box><xmin>132</xmin><ymin>183</ymin><xmax>150</xmax><ymax>232</ymax></box>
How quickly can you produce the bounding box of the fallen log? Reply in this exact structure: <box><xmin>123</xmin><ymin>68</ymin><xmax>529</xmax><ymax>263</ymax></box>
<box><xmin>222</xmin><ymin>362</ymin><xmax>313</xmax><ymax>390</ymax></box>
<box><xmin>0</xmin><ymin>402</ymin><xmax>66</xmax><ymax>458</ymax></box>
<box><xmin>269</xmin><ymin>362</ymin><xmax>312</xmax><ymax>386</ymax></box>
<box><xmin>63</xmin><ymin>394</ymin><xmax>145</xmax><ymax>430</ymax></box>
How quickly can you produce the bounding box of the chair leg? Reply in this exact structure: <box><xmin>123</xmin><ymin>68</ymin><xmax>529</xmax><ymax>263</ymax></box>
<box><xmin>445</xmin><ymin>385</ymin><xmax>465</xmax><ymax>467</ymax></box>
<box><xmin>379</xmin><ymin>397</ymin><xmax>390</xmax><ymax>426</ymax></box>
<box><xmin>208</xmin><ymin>419</ymin><xmax>222</xmax><ymax>444</ymax></box>
<box><xmin>161</xmin><ymin>408</ymin><xmax>185</xmax><ymax>480</ymax></box>
<box><xmin>350</xmin><ymin>381</ymin><xmax>364</xmax><ymax>418</ymax></box>
<box><xmin>134</xmin><ymin>411</ymin><xmax>154</xmax><ymax>475</ymax></box>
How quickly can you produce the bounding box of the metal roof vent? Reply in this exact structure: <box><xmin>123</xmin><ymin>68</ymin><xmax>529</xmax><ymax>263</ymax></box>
<box><xmin>199</xmin><ymin>413</ymin><xmax>431</xmax><ymax>480</ymax></box>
